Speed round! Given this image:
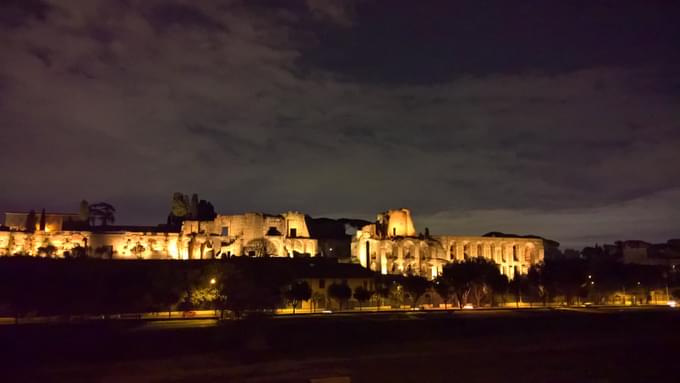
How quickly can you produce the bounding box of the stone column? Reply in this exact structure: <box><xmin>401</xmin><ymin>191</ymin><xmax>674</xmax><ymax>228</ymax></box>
<box><xmin>414</xmin><ymin>244</ymin><xmax>420</xmax><ymax>275</ymax></box>
<box><xmin>397</xmin><ymin>245</ymin><xmax>404</xmax><ymax>272</ymax></box>
<box><xmin>380</xmin><ymin>249</ymin><xmax>388</xmax><ymax>275</ymax></box>
<box><xmin>361</xmin><ymin>240</ymin><xmax>369</xmax><ymax>268</ymax></box>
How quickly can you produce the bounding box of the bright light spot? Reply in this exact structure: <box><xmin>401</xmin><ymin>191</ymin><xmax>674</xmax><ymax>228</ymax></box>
<box><xmin>668</xmin><ymin>300</ymin><xmax>677</xmax><ymax>308</ymax></box>
<box><xmin>322</xmin><ymin>310</ymin><xmax>333</xmax><ymax>314</ymax></box>
<box><xmin>463</xmin><ymin>303</ymin><xmax>474</xmax><ymax>310</ymax></box>
<box><xmin>210</xmin><ymin>278</ymin><xmax>216</xmax><ymax>285</ymax></box>
<box><xmin>588</xmin><ymin>274</ymin><xmax>592</xmax><ymax>279</ymax></box>
<box><xmin>329</xmin><ymin>248</ymin><xmax>333</xmax><ymax>251</ymax></box>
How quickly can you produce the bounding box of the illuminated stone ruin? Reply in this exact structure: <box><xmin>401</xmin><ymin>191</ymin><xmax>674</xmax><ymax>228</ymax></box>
<box><xmin>351</xmin><ymin>208</ymin><xmax>544</xmax><ymax>280</ymax></box>
<box><xmin>0</xmin><ymin>211</ymin><xmax>316</xmax><ymax>259</ymax></box>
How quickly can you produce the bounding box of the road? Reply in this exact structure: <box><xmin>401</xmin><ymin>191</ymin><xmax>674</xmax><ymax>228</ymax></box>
<box><xmin>2</xmin><ymin>304</ymin><xmax>673</xmax><ymax>327</ymax></box>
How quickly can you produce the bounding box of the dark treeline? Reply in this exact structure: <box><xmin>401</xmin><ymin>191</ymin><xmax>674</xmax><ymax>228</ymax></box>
<box><xmin>0</xmin><ymin>257</ymin><xmax>300</xmax><ymax>323</ymax></box>
<box><xmin>432</xmin><ymin>257</ymin><xmax>677</xmax><ymax>308</ymax></box>
<box><xmin>0</xmin><ymin>256</ymin><xmax>677</xmax><ymax>324</ymax></box>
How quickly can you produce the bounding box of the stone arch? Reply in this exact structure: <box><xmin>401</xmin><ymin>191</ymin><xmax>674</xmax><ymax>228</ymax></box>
<box><xmin>400</xmin><ymin>239</ymin><xmax>417</xmax><ymax>261</ymax></box>
<box><xmin>491</xmin><ymin>243</ymin><xmax>501</xmax><ymax>263</ymax></box>
<box><xmin>245</xmin><ymin>238</ymin><xmax>277</xmax><ymax>257</ymax></box>
<box><xmin>524</xmin><ymin>243</ymin><xmax>537</xmax><ymax>263</ymax></box>
<box><xmin>291</xmin><ymin>239</ymin><xmax>305</xmax><ymax>256</ymax></box>
<box><xmin>448</xmin><ymin>241</ymin><xmax>456</xmax><ymax>260</ymax></box>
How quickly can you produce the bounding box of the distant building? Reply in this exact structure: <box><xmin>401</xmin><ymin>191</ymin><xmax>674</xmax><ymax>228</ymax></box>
<box><xmin>305</xmin><ymin>217</ymin><xmax>370</xmax><ymax>259</ymax></box>
<box><xmin>281</xmin><ymin>258</ymin><xmax>378</xmax><ymax>311</ymax></box>
<box><xmin>3</xmin><ymin>211</ymin><xmax>84</xmax><ymax>232</ymax></box>
<box><xmin>621</xmin><ymin>240</ymin><xmax>680</xmax><ymax>267</ymax></box>
<box><xmin>181</xmin><ymin>211</ymin><xmax>317</xmax><ymax>258</ymax></box>
<box><xmin>352</xmin><ymin>208</ymin><xmax>545</xmax><ymax>280</ymax></box>
<box><xmin>1</xmin><ymin>207</ymin><xmax>548</xmax><ymax>276</ymax></box>
<box><xmin>0</xmin><ymin>210</ymin><xmax>317</xmax><ymax>259</ymax></box>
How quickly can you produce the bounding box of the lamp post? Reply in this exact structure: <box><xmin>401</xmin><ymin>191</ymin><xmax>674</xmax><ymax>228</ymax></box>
<box><xmin>210</xmin><ymin>277</ymin><xmax>217</xmax><ymax>317</ymax></box>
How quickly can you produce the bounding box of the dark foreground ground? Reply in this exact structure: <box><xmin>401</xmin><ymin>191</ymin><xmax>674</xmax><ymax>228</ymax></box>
<box><xmin>2</xmin><ymin>307</ymin><xmax>679</xmax><ymax>382</ymax></box>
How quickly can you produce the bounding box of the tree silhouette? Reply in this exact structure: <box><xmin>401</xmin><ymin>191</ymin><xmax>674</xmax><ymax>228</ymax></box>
<box><xmin>24</xmin><ymin>210</ymin><xmax>37</xmax><ymax>232</ymax></box>
<box><xmin>189</xmin><ymin>194</ymin><xmax>199</xmax><ymax>219</ymax></box>
<box><xmin>130</xmin><ymin>244</ymin><xmax>145</xmax><ymax>259</ymax></box>
<box><xmin>433</xmin><ymin>276</ymin><xmax>452</xmax><ymax>309</ymax></box>
<box><xmin>69</xmin><ymin>245</ymin><xmax>88</xmax><ymax>259</ymax></box>
<box><xmin>37</xmin><ymin>244</ymin><xmax>57</xmax><ymax>258</ymax></box>
<box><xmin>441</xmin><ymin>261</ymin><xmax>473</xmax><ymax>308</ymax></box>
<box><xmin>509</xmin><ymin>271</ymin><xmax>529</xmax><ymax>307</ymax></box>
<box><xmin>311</xmin><ymin>291</ymin><xmax>325</xmax><ymax>312</ymax></box>
<box><xmin>374</xmin><ymin>279</ymin><xmax>392</xmax><ymax>310</ymax></box>
<box><xmin>217</xmin><ymin>265</ymin><xmax>285</xmax><ymax>318</ymax></box>
<box><xmin>94</xmin><ymin>246</ymin><xmax>113</xmax><ymax>259</ymax></box>
<box><xmin>327</xmin><ymin>282</ymin><xmax>352</xmax><ymax>310</ymax></box>
<box><xmin>284</xmin><ymin>280</ymin><xmax>312</xmax><ymax>313</ymax></box>
<box><xmin>79</xmin><ymin>200</ymin><xmax>90</xmax><ymax>224</ymax></box>
<box><xmin>197</xmin><ymin>199</ymin><xmax>217</xmax><ymax>220</ymax></box>
<box><xmin>441</xmin><ymin>258</ymin><xmax>503</xmax><ymax>308</ymax></box>
<box><xmin>246</xmin><ymin>238</ymin><xmax>276</xmax><ymax>257</ymax></box>
<box><xmin>39</xmin><ymin>208</ymin><xmax>46</xmax><ymax>231</ymax></box>
<box><xmin>353</xmin><ymin>286</ymin><xmax>374</xmax><ymax>310</ymax></box>
<box><xmin>401</xmin><ymin>275</ymin><xmax>430</xmax><ymax>308</ymax></box>
<box><xmin>168</xmin><ymin>192</ymin><xmax>190</xmax><ymax>226</ymax></box>
<box><xmin>89</xmin><ymin>202</ymin><xmax>116</xmax><ymax>226</ymax></box>
<box><xmin>488</xmin><ymin>272</ymin><xmax>509</xmax><ymax>307</ymax></box>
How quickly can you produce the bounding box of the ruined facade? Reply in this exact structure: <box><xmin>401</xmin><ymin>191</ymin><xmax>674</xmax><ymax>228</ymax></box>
<box><xmin>352</xmin><ymin>209</ymin><xmax>545</xmax><ymax>280</ymax></box>
<box><xmin>0</xmin><ymin>229</ymin><xmax>182</xmax><ymax>259</ymax></box>
<box><xmin>2</xmin><ymin>208</ymin><xmax>544</xmax><ymax>271</ymax></box>
<box><xmin>4</xmin><ymin>211</ymin><xmax>83</xmax><ymax>232</ymax></box>
<box><xmin>0</xmin><ymin>211</ymin><xmax>316</xmax><ymax>259</ymax></box>
<box><xmin>180</xmin><ymin>211</ymin><xmax>317</xmax><ymax>259</ymax></box>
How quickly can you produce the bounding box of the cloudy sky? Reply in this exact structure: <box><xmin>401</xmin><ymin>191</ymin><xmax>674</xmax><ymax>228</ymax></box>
<box><xmin>1</xmin><ymin>0</ymin><xmax>679</xmax><ymax>248</ymax></box>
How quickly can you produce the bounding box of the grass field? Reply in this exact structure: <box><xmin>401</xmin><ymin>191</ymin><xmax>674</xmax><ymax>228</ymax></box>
<box><xmin>2</xmin><ymin>307</ymin><xmax>679</xmax><ymax>382</ymax></box>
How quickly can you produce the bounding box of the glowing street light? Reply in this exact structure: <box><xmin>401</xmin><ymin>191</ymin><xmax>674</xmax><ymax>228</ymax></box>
<box><xmin>210</xmin><ymin>278</ymin><xmax>216</xmax><ymax>285</ymax></box>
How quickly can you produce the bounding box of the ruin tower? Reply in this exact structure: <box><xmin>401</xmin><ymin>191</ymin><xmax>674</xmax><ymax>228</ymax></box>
<box><xmin>376</xmin><ymin>208</ymin><xmax>417</xmax><ymax>238</ymax></box>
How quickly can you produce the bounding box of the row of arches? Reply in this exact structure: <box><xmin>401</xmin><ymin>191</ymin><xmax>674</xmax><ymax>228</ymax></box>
<box><xmin>358</xmin><ymin>237</ymin><xmax>542</xmax><ymax>279</ymax></box>
<box><xmin>445</xmin><ymin>241</ymin><xmax>539</xmax><ymax>264</ymax></box>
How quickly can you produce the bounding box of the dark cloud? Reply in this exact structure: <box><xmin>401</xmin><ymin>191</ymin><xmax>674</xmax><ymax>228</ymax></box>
<box><xmin>1</xmin><ymin>0</ymin><xmax>679</xmax><ymax>248</ymax></box>
<box><xmin>0</xmin><ymin>0</ymin><xmax>51</xmax><ymax>29</ymax></box>
<box><xmin>144</xmin><ymin>3</ymin><xmax>227</xmax><ymax>32</ymax></box>
<box><xmin>301</xmin><ymin>0</ymin><xmax>680</xmax><ymax>83</ymax></box>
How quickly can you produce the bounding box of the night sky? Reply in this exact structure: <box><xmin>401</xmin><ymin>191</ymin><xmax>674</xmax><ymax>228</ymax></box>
<box><xmin>1</xmin><ymin>0</ymin><xmax>679</xmax><ymax>248</ymax></box>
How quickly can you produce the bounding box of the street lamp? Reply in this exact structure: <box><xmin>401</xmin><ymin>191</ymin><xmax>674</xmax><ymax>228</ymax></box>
<box><xmin>210</xmin><ymin>278</ymin><xmax>216</xmax><ymax>285</ymax></box>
